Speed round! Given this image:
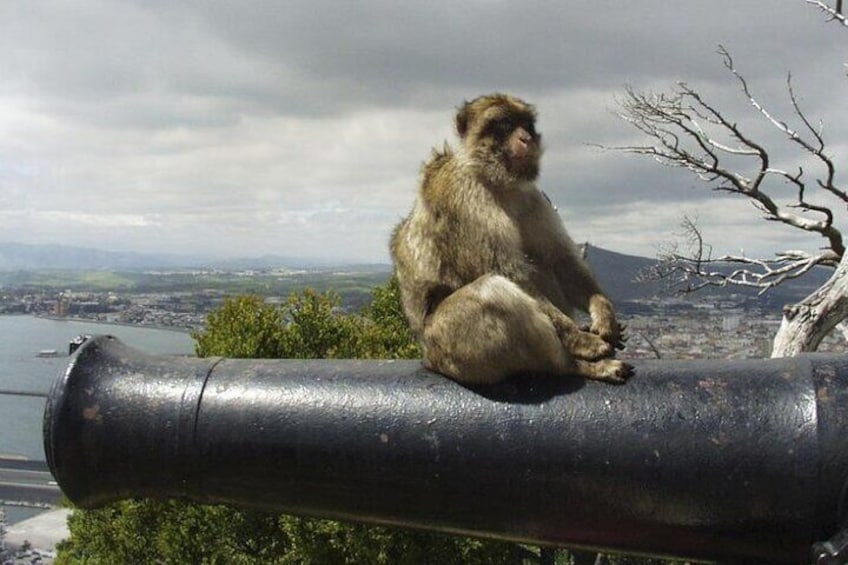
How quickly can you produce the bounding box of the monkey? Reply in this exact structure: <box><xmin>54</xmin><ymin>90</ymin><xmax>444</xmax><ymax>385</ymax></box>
<box><xmin>390</xmin><ymin>93</ymin><xmax>631</xmax><ymax>386</ymax></box>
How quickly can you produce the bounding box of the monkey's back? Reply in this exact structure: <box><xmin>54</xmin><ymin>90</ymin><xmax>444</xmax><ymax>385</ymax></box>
<box><xmin>390</xmin><ymin>147</ymin><xmax>466</xmax><ymax>333</ymax></box>
<box><xmin>391</xmin><ymin>146</ymin><xmax>544</xmax><ymax>332</ymax></box>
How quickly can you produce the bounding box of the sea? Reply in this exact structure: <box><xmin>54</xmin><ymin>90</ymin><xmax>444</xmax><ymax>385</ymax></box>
<box><xmin>0</xmin><ymin>315</ymin><xmax>195</xmax><ymax>524</ymax></box>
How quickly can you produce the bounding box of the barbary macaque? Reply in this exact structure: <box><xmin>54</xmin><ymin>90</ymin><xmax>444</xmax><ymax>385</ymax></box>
<box><xmin>390</xmin><ymin>93</ymin><xmax>631</xmax><ymax>385</ymax></box>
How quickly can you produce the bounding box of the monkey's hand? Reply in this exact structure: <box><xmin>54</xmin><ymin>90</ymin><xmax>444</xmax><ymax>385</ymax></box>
<box><xmin>538</xmin><ymin>299</ymin><xmax>614</xmax><ymax>360</ymax></box>
<box><xmin>588</xmin><ymin>295</ymin><xmax>626</xmax><ymax>351</ymax></box>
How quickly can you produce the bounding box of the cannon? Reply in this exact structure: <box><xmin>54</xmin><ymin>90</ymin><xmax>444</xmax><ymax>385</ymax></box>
<box><xmin>43</xmin><ymin>335</ymin><xmax>848</xmax><ymax>564</ymax></box>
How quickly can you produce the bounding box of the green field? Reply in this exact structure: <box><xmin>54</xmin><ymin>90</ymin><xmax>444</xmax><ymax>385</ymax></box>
<box><xmin>0</xmin><ymin>267</ymin><xmax>392</xmax><ymax>304</ymax></box>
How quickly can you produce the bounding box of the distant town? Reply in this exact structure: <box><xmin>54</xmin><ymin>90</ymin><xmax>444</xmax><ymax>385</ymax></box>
<box><xmin>0</xmin><ymin>266</ymin><xmax>392</xmax><ymax>333</ymax></box>
<box><xmin>624</xmin><ymin>299</ymin><xmax>845</xmax><ymax>360</ymax></box>
<box><xmin>0</xmin><ymin>241</ymin><xmax>844</xmax><ymax>359</ymax></box>
<box><xmin>4</xmin><ymin>286</ymin><xmax>215</xmax><ymax>332</ymax></box>
<box><xmin>1</xmin><ymin>271</ymin><xmax>845</xmax><ymax>360</ymax></box>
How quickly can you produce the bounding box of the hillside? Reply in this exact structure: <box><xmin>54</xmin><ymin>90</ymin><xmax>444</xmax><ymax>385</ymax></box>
<box><xmin>0</xmin><ymin>241</ymin><xmax>832</xmax><ymax>309</ymax></box>
<box><xmin>583</xmin><ymin>244</ymin><xmax>830</xmax><ymax>308</ymax></box>
<box><xmin>0</xmin><ymin>242</ymin><xmax>348</xmax><ymax>271</ymax></box>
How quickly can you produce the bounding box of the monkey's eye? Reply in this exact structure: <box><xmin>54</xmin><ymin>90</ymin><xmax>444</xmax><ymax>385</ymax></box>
<box><xmin>493</xmin><ymin>119</ymin><xmax>513</xmax><ymax>136</ymax></box>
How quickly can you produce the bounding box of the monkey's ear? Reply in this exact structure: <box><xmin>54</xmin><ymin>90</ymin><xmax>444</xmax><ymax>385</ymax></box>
<box><xmin>455</xmin><ymin>102</ymin><xmax>470</xmax><ymax>138</ymax></box>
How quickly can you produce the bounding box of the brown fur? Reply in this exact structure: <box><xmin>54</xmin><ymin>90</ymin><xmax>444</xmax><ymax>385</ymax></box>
<box><xmin>390</xmin><ymin>94</ymin><xmax>631</xmax><ymax>385</ymax></box>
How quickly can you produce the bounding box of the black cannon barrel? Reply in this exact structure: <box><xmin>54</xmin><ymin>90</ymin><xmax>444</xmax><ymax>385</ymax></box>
<box><xmin>44</xmin><ymin>335</ymin><xmax>848</xmax><ymax>564</ymax></box>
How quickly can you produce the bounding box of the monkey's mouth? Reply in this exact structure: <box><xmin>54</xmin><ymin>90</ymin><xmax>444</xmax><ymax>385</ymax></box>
<box><xmin>514</xmin><ymin>149</ymin><xmax>538</xmax><ymax>162</ymax></box>
<box><xmin>508</xmin><ymin>156</ymin><xmax>540</xmax><ymax>180</ymax></box>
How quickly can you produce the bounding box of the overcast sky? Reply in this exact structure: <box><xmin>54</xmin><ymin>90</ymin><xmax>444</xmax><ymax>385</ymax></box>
<box><xmin>1</xmin><ymin>1</ymin><xmax>846</xmax><ymax>263</ymax></box>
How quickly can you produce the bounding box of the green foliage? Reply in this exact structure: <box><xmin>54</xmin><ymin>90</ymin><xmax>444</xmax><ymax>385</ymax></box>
<box><xmin>193</xmin><ymin>295</ymin><xmax>288</xmax><ymax>358</ymax></box>
<box><xmin>192</xmin><ymin>277</ymin><xmax>420</xmax><ymax>361</ymax></box>
<box><xmin>277</xmin><ymin>519</ymin><xmax>520</xmax><ymax>565</ymax></box>
<box><xmin>56</xmin><ymin>500</ymin><xmax>292</xmax><ymax>565</ymax></box>
<box><xmin>278</xmin><ymin>289</ymin><xmax>365</xmax><ymax>359</ymax></box>
<box><xmin>360</xmin><ymin>276</ymin><xmax>421</xmax><ymax>359</ymax></box>
<box><xmin>58</xmin><ymin>497</ymin><xmax>522</xmax><ymax>565</ymax></box>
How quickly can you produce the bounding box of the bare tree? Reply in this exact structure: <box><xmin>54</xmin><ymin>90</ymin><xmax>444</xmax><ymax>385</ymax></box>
<box><xmin>607</xmin><ymin>1</ymin><xmax>848</xmax><ymax>357</ymax></box>
<box><xmin>0</xmin><ymin>507</ymin><xmax>7</xmax><ymax>562</ymax></box>
<box><xmin>806</xmin><ymin>0</ymin><xmax>846</xmax><ymax>24</ymax></box>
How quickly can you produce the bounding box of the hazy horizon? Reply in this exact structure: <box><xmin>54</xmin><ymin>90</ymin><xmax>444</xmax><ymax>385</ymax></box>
<box><xmin>0</xmin><ymin>239</ymin><xmax>659</xmax><ymax>270</ymax></box>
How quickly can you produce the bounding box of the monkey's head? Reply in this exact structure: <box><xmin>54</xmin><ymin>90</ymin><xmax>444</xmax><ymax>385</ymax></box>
<box><xmin>456</xmin><ymin>93</ymin><xmax>543</xmax><ymax>186</ymax></box>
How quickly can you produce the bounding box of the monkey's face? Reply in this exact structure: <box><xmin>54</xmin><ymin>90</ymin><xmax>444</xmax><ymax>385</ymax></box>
<box><xmin>456</xmin><ymin>94</ymin><xmax>543</xmax><ymax>185</ymax></box>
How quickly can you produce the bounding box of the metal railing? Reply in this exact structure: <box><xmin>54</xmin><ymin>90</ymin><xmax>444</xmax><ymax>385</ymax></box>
<box><xmin>43</xmin><ymin>335</ymin><xmax>848</xmax><ymax>564</ymax></box>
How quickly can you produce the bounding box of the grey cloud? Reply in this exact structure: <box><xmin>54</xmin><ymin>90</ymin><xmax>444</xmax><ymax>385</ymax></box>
<box><xmin>8</xmin><ymin>1</ymin><xmax>837</xmax><ymax>121</ymax></box>
<box><xmin>1</xmin><ymin>0</ymin><xmax>847</xmax><ymax>261</ymax></box>
<box><xmin>195</xmin><ymin>2</ymin><xmax>825</xmax><ymax>86</ymax></box>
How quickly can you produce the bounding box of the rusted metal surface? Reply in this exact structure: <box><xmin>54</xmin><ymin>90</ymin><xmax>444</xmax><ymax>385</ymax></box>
<box><xmin>44</xmin><ymin>335</ymin><xmax>848</xmax><ymax>564</ymax></box>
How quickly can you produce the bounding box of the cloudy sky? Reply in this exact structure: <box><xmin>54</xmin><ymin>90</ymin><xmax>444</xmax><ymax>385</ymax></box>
<box><xmin>1</xmin><ymin>1</ymin><xmax>846</xmax><ymax>263</ymax></box>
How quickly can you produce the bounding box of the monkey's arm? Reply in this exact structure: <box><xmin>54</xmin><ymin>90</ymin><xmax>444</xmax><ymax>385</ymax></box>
<box><xmin>587</xmin><ymin>294</ymin><xmax>624</xmax><ymax>349</ymax></box>
<box><xmin>391</xmin><ymin>210</ymin><xmax>458</xmax><ymax>337</ymax></box>
<box><xmin>552</xmin><ymin>248</ymin><xmax>624</xmax><ymax>350</ymax></box>
<box><xmin>395</xmin><ymin>274</ymin><xmax>454</xmax><ymax>338</ymax></box>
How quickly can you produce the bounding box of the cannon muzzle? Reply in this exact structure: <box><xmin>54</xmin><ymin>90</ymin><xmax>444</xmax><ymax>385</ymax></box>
<box><xmin>43</xmin><ymin>335</ymin><xmax>848</xmax><ymax>563</ymax></box>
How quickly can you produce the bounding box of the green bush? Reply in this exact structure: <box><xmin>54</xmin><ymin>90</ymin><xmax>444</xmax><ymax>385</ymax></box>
<box><xmin>193</xmin><ymin>279</ymin><xmax>420</xmax><ymax>361</ymax></box>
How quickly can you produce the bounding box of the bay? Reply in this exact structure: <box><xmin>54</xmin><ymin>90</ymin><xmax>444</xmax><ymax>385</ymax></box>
<box><xmin>0</xmin><ymin>315</ymin><xmax>196</xmax><ymax>460</ymax></box>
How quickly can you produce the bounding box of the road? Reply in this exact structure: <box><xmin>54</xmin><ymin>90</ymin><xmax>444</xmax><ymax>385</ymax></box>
<box><xmin>0</xmin><ymin>457</ymin><xmax>61</xmax><ymax>506</ymax></box>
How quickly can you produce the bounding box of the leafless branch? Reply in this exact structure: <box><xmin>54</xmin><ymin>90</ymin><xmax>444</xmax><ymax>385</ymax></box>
<box><xmin>806</xmin><ymin>0</ymin><xmax>848</xmax><ymax>25</ymax></box>
<box><xmin>640</xmin><ymin>216</ymin><xmax>840</xmax><ymax>295</ymax></box>
<box><xmin>613</xmin><ymin>1</ymin><xmax>848</xmax><ymax>357</ymax></box>
<box><xmin>636</xmin><ymin>332</ymin><xmax>663</xmax><ymax>359</ymax></box>
<box><xmin>603</xmin><ymin>45</ymin><xmax>846</xmax><ymax>267</ymax></box>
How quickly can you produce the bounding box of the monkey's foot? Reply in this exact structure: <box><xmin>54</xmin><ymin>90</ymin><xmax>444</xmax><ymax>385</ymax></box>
<box><xmin>564</xmin><ymin>330</ymin><xmax>613</xmax><ymax>361</ymax></box>
<box><xmin>575</xmin><ymin>359</ymin><xmax>633</xmax><ymax>385</ymax></box>
<box><xmin>590</xmin><ymin>320</ymin><xmax>628</xmax><ymax>351</ymax></box>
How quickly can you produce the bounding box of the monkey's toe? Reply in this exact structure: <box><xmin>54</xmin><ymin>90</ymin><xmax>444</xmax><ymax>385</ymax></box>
<box><xmin>574</xmin><ymin>359</ymin><xmax>632</xmax><ymax>384</ymax></box>
<box><xmin>609</xmin><ymin>323</ymin><xmax>628</xmax><ymax>351</ymax></box>
<box><xmin>590</xmin><ymin>321</ymin><xmax>626</xmax><ymax>351</ymax></box>
<box><xmin>604</xmin><ymin>360</ymin><xmax>634</xmax><ymax>384</ymax></box>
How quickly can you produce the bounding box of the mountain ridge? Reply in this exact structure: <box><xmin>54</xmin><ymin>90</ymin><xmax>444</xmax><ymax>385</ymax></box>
<box><xmin>0</xmin><ymin>241</ymin><xmax>829</xmax><ymax>307</ymax></box>
<box><xmin>0</xmin><ymin>242</ymin><xmax>358</xmax><ymax>272</ymax></box>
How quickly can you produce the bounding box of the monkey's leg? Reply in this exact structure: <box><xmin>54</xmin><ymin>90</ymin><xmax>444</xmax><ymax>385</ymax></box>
<box><xmin>422</xmin><ymin>274</ymin><xmax>573</xmax><ymax>385</ymax></box>
<box><xmin>543</xmin><ymin>312</ymin><xmax>632</xmax><ymax>384</ymax></box>
<box><xmin>535</xmin><ymin>300</ymin><xmax>614</xmax><ymax>361</ymax></box>
<box><xmin>588</xmin><ymin>294</ymin><xmax>626</xmax><ymax>350</ymax></box>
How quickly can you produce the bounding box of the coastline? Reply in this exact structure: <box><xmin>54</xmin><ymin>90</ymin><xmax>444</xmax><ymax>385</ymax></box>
<box><xmin>0</xmin><ymin>315</ymin><xmax>197</xmax><ymax>534</ymax></box>
<box><xmin>33</xmin><ymin>314</ymin><xmax>194</xmax><ymax>334</ymax></box>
